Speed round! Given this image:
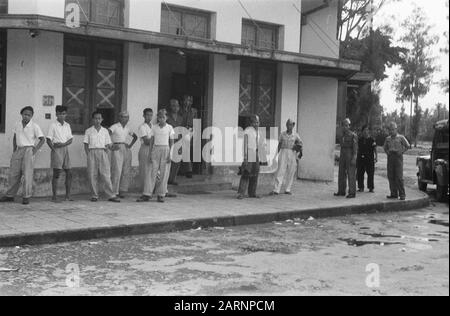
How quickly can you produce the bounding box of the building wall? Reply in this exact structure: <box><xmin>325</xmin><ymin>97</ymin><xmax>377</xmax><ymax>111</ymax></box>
<box><xmin>298</xmin><ymin>75</ymin><xmax>338</xmax><ymax>181</ymax></box>
<box><xmin>123</xmin><ymin>43</ymin><xmax>160</xmax><ymax>166</ymax></box>
<box><xmin>8</xmin><ymin>0</ymin><xmax>302</xmax><ymax>53</ymax></box>
<box><xmin>300</xmin><ymin>0</ymin><xmax>339</xmax><ymax>58</ymax></box>
<box><xmin>1</xmin><ymin>30</ymin><xmax>64</xmax><ymax>169</ymax></box>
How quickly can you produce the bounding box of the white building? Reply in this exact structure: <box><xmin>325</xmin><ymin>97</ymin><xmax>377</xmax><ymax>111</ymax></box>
<box><xmin>0</xmin><ymin>0</ymin><xmax>360</xmax><ymax>196</ymax></box>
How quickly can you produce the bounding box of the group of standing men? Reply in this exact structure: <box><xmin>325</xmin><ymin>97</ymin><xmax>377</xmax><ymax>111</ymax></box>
<box><xmin>0</xmin><ymin>94</ymin><xmax>198</xmax><ymax>205</ymax></box>
<box><xmin>335</xmin><ymin>118</ymin><xmax>410</xmax><ymax>200</ymax></box>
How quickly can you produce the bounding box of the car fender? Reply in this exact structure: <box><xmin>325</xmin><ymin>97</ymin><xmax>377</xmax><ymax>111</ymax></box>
<box><xmin>434</xmin><ymin>159</ymin><xmax>449</xmax><ymax>186</ymax></box>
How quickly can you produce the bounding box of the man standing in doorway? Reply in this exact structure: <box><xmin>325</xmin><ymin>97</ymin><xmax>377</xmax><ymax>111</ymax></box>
<box><xmin>166</xmin><ymin>99</ymin><xmax>184</xmax><ymax>185</ymax></box>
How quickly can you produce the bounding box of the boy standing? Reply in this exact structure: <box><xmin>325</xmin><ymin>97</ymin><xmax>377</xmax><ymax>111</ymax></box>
<box><xmin>136</xmin><ymin>108</ymin><xmax>154</xmax><ymax>202</ymax></box>
<box><xmin>384</xmin><ymin>122</ymin><xmax>410</xmax><ymax>200</ymax></box>
<box><xmin>47</xmin><ymin>105</ymin><xmax>73</xmax><ymax>202</ymax></box>
<box><xmin>109</xmin><ymin>111</ymin><xmax>137</xmax><ymax>199</ymax></box>
<box><xmin>0</xmin><ymin>106</ymin><xmax>45</xmax><ymax>205</ymax></box>
<box><xmin>150</xmin><ymin>109</ymin><xmax>175</xmax><ymax>203</ymax></box>
<box><xmin>84</xmin><ymin>111</ymin><xmax>120</xmax><ymax>203</ymax></box>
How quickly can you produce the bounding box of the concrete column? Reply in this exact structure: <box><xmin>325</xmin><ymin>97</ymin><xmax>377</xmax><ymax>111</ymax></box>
<box><xmin>208</xmin><ymin>54</ymin><xmax>240</xmax><ymax>166</ymax></box>
<box><xmin>298</xmin><ymin>76</ymin><xmax>338</xmax><ymax>181</ymax></box>
<box><xmin>123</xmin><ymin>43</ymin><xmax>159</xmax><ymax>166</ymax></box>
<box><xmin>276</xmin><ymin>63</ymin><xmax>299</xmax><ymax>129</ymax></box>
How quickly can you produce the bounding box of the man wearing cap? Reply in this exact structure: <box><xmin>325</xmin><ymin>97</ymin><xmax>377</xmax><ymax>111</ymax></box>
<box><xmin>383</xmin><ymin>122</ymin><xmax>410</xmax><ymax>200</ymax></box>
<box><xmin>334</xmin><ymin>118</ymin><xmax>358</xmax><ymax>198</ymax></box>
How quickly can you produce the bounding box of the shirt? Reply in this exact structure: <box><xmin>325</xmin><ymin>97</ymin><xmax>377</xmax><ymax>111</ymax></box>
<box><xmin>358</xmin><ymin>136</ymin><xmax>376</xmax><ymax>160</ymax></box>
<box><xmin>83</xmin><ymin>126</ymin><xmax>112</xmax><ymax>149</ymax></box>
<box><xmin>151</xmin><ymin>124</ymin><xmax>175</xmax><ymax>146</ymax></box>
<box><xmin>47</xmin><ymin>121</ymin><xmax>73</xmax><ymax>144</ymax></box>
<box><xmin>138</xmin><ymin>122</ymin><xmax>152</xmax><ymax>144</ymax></box>
<box><xmin>279</xmin><ymin>131</ymin><xmax>302</xmax><ymax>149</ymax></box>
<box><xmin>13</xmin><ymin>120</ymin><xmax>44</xmax><ymax>147</ymax></box>
<box><xmin>166</xmin><ymin>113</ymin><xmax>184</xmax><ymax>128</ymax></box>
<box><xmin>340</xmin><ymin>131</ymin><xmax>358</xmax><ymax>153</ymax></box>
<box><xmin>383</xmin><ymin>134</ymin><xmax>410</xmax><ymax>155</ymax></box>
<box><xmin>109</xmin><ymin>123</ymin><xmax>134</xmax><ymax>143</ymax></box>
<box><xmin>244</xmin><ymin>127</ymin><xmax>267</xmax><ymax>163</ymax></box>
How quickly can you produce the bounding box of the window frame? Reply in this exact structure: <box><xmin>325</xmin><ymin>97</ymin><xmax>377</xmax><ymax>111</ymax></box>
<box><xmin>239</xmin><ymin>61</ymin><xmax>277</xmax><ymax>130</ymax></box>
<box><xmin>241</xmin><ymin>19</ymin><xmax>280</xmax><ymax>50</ymax></box>
<box><xmin>0</xmin><ymin>30</ymin><xmax>6</xmax><ymax>133</ymax></box>
<box><xmin>65</xmin><ymin>0</ymin><xmax>125</xmax><ymax>27</ymax></box>
<box><xmin>0</xmin><ymin>0</ymin><xmax>7</xmax><ymax>14</ymax></box>
<box><xmin>63</xmin><ymin>35</ymin><xmax>123</xmax><ymax>134</ymax></box>
<box><xmin>160</xmin><ymin>4</ymin><xmax>212</xmax><ymax>39</ymax></box>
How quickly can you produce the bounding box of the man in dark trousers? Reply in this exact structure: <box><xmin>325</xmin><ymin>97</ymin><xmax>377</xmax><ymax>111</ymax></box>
<box><xmin>357</xmin><ymin>125</ymin><xmax>378</xmax><ymax>193</ymax></box>
<box><xmin>166</xmin><ymin>99</ymin><xmax>184</xmax><ymax>185</ymax></box>
<box><xmin>334</xmin><ymin>118</ymin><xmax>358</xmax><ymax>198</ymax></box>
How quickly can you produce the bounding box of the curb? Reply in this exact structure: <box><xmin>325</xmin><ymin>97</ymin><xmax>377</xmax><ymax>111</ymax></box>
<box><xmin>0</xmin><ymin>195</ymin><xmax>430</xmax><ymax>248</ymax></box>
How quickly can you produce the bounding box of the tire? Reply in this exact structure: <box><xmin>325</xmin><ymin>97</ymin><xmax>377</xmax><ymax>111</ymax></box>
<box><xmin>436</xmin><ymin>185</ymin><xmax>448</xmax><ymax>202</ymax></box>
<box><xmin>418</xmin><ymin>179</ymin><xmax>427</xmax><ymax>192</ymax></box>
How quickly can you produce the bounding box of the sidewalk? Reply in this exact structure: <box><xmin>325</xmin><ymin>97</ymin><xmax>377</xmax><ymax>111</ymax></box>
<box><xmin>0</xmin><ymin>170</ymin><xmax>429</xmax><ymax>247</ymax></box>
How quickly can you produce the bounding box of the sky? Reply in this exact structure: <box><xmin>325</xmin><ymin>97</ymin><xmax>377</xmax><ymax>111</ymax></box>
<box><xmin>375</xmin><ymin>0</ymin><xmax>449</xmax><ymax>114</ymax></box>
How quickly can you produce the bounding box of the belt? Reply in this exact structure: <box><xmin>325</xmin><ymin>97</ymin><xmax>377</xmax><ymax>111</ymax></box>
<box><xmin>17</xmin><ymin>146</ymin><xmax>34</xmax><ymax>149</ymax></box>
<box><xmin>114</xmin><ymin>142</ymin><xmax>126</xmax><ymax>145</ymax></box>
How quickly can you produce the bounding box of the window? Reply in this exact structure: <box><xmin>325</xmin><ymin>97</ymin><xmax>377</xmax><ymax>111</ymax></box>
<box><xmin>63</xmin><ymin>37</ymin><xmax>122</xmax><ymax>133</ymax></box>
<box><xmin>239</xmin><ymin>62</ymin><xmax>277</xmax><ymax>129</ymax></box>
<box><xmin>0</xmin><ymin>30</ymin><xmax>6</xmax><ymax>133</ymax></box>
<box><xmin>65</xmin><ymin>0</ymin><xmax>124</xmax><ymax>27</ymax></box>
<box><xmin>0</xmin><ymin>0</ymin><xmax>7</xmax><ymax>14</ymax></box>
<box><xmin>161</xmin><ymin>4</ymin><xmax>210</xmax><ymax>39</ymax></box>
<box><xmin>242</xmin><ymin>19</ymin><xmax>279</xmax><ymax>50</ymax></box>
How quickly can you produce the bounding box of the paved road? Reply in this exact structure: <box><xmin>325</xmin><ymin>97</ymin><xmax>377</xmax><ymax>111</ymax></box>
<box><xmin>0</xmin><ymin>151</ymin><xmax>447</xmax><ymax>296</ymax></box>
<box><xmin>0</xmin><ymin>202</ymin><xmax>447</xmax><ymax>296</ymax></box>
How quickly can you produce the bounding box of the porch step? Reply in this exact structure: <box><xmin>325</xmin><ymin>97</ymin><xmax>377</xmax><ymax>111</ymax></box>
<box><xmin>168</xmin><ymin>175</ymin><xmax>233</xmax><ymax>194</ymax></box>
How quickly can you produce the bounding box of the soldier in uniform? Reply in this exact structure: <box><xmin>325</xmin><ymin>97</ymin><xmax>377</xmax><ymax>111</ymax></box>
<box><xmin>383</xmin><ymin>122</ymin><xmax>410</xmax><ymax>200</ymax></box>
<box><xmin>334</xmin><ymin>118</ymin><xmax>358</xmax><ymax>198</ymax></box>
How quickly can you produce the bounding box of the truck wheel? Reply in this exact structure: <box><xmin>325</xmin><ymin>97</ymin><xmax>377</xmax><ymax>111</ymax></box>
<box><xmin>436</xmin><ymin>185</ymin><xmax>448</xmax><ymax>202</ymax></box>
<box><xmin>418</xmin><ymin>180</ymin><xmax>427</xmax><ymax>192</ymax></box>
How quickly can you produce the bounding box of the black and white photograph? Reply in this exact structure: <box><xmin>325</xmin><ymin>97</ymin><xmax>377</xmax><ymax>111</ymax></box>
<box><xmin>0</xmin><ymin>0</ymin><xmax>448</xmax><ymax>299</ymax></box>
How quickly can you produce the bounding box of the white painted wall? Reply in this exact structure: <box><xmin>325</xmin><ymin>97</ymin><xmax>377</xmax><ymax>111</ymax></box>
<box><xmin>298</xmin><ymin>76</ymin><xmax>338</xmax><ymax>181</ymax></box>
<box><xmin>300</xmin><ymin>0</ymin><xmax>339</xmax><ymax>58</ymax></box>
<box><xmin>208</xmin><ymin>54</ymin><xmax>241</xmax><ymax>166</ymax></box>
<box><xmin>276</xmin><ymin>63</ymin><xmax>299</xmax><ymax>128</ymax></box>
<box><xmin>123</xmin><ymin>43</ymin><xmax>160</xmax><ymax>165</ymax></box>
<box><xmin>1</xmin><ymin>30</ymin><xmax>65</xmax><ymax>168</ymax></box>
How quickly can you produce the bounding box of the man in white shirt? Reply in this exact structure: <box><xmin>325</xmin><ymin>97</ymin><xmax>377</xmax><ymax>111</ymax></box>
<box><xmin>47</xmin><ymin>105</ymin><xmax>74</xmax><ymax>202</ymax></box>
<box><xmin>237</xmin><ymin>115</ymin><xmax>267</xmax><ymax>200</ymax></box>
<box><xmin>0</xmin><ymin>106</ymin><xmax>45</xmax><ymax>205</ymax></box>
<box><xmin>83</xmin><ymin>111</ymin><xmax>120</xmax><ymax>203</ymax></box>
<box><xmin>109</xmin><ymin>111</ymin><xmax>137</xmax><ymax>199</ymax></box>
<box><xmin>136</xmin><ymin>108</ymin><xmax>154</xmax><ymax>202</ymax></box>
<box><xmin>150</xmin><ymin>109</ymin><xmax>175</xmax><ymax>203</ymax></box>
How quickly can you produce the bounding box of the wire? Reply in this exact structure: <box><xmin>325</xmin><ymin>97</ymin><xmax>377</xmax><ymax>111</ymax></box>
<box><xmin>292</xmin><ymin>2</ymin><xmax>340</xmax><ymax>50</ymax></box>
<box><xmin>75</xmin><ymin>0</ymin><xmax>90</xmax><ymax>24</ymax></box>
<box><xmin>307</xmin><ymin>22</ymin><xmax>339</xmax><ymax>56</ymax></box>
<box><xmin>162</xmin><ymin>0</ymin><xmax>188</xmax><ymax>37</ymax></box>
<box><xmin>237</xmin><ymin>0</ymin><xmax>270</xmax><ymax>48</ymax></box>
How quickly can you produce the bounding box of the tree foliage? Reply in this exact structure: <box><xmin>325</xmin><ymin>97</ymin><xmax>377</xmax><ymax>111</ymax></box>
<box><xmin>393</xmin><ymin>6</ymin><xmax>438</xmax><ymax>146</ymax></box>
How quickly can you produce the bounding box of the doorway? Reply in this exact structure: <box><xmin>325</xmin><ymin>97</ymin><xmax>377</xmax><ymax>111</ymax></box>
<box><xmin>158</xmin><ymin>49</ymin><xmax>209</xmax><ymax>175</ymax></box>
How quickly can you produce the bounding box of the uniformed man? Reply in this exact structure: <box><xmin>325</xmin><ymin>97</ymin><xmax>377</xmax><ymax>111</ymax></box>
<box><xmin>383</xmin><ymin>122</ymin><xmax>410</xmax><ymax>201</ymax></box>
<box><xmin>334</xmin><ymin>118</ymin><xmax>358</xmax><ymax>198</ymax></box>
<box><xmin>357</xmin><ymin>125</ymin><xmax>377</xmax><ymax>193</ymax></box>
